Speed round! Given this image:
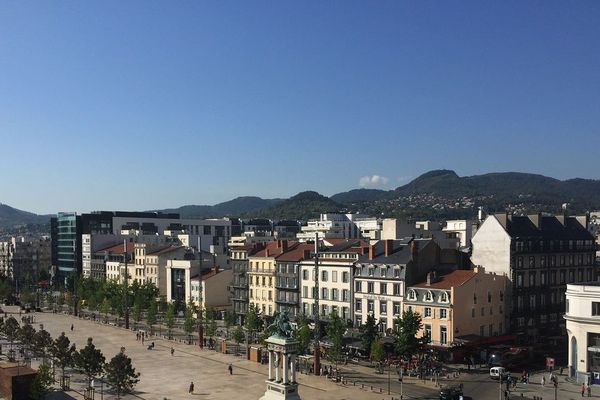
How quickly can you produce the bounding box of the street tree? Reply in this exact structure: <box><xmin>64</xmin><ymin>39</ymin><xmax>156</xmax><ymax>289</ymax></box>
<box><xmin>371</xmin><ymin>340</ymin><xmax>386</xmax><ymax>373</ymax></box>
<box><xmin>2</xmin><ymin>317</ymin><xmax>20</xmax><ymax>348</ymax></box>
<box><xmin>132</xmin><ymin>301</ymin><xmax>142</xmax><ymax>330</ymax></box>
<box><xmin>360</xmin><ymin>314</ymin><xmax>379</xmax><ymax>357</ymax></box>
<box><xmin>392</xmin><ymin>309</ymin><xmax>429</xmax><ymax>362</ymax></box>
<box><xmin>30</xmin><ymin>362</ymin><xmax>54</xmax><ymax>400</ymax></box>
<box><xmin>105</xmin><ymin>351</ymin><xmax>140</xmax><ymax>399</ymax></box>
<box><xmin>19</xmin><ymin>323</ymin><xmax>36</xmax><ymax>352</ymax></box>
<box><xmin>74</xmin><ymin>337</ymin><xmax>105</xmax><ymax>390</ymax></box>
<box><xmin>146</xmin><ymin>298</ymin><xmax>157</xmax><ymax>334</ymax></box>
<box><xmin>32</xmin><ymin>329</ymin><xmax>53</xmax><ymax>363</ymax></box>
<box><xmin>325</xmin><ymin>311</ymin><xmax>345</xmax><ymax>372</ymax></box>
<box><xmin>232</xmin><ymin>326</ymin><xmax>245</xmax><ymax>356</ymax></box>
<box><xmin>184</xmin><ymin>302</ymin><xmax>196</xmax><ymax>344</ymax></box>
<box><xmin>294</xmin><ymin>320</ymin><xmax>311</xmax><ymax>355</ymax></box>
<box><xmin>224</xmin><ymin>310</ymin><xmax>235</xmax><ymax>339</ymax></box>
<box><xmin>50</xmin><ymin>332</ymin><xmax>76</xmax><ymax>388</ymax></box>
<box><xmin>165</xmin><ymin>303</ymin><xmax>175</xmax><ymax>339</ymax></box>
<box><xmin>244</xmin><ymin>304</ymin><xmax>261</xmax><ymax>342</ymax></box>
<box><xmin>100</xmin><ymin>297</ymin><xmax>111</xmax><ymax>323</ymax></box>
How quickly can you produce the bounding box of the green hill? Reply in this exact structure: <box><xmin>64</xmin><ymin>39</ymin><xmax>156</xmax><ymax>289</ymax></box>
<box><xmin>249</xmin><ymin>191</ymin><xmax>342</xmax><ymax>220</ymax></box>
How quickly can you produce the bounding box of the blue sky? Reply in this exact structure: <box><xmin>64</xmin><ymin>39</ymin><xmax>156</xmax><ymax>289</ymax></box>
<box><xmin>1</xmin><ymin>1</ymin><xmax>599</xmax><ymax>214</ymax></box>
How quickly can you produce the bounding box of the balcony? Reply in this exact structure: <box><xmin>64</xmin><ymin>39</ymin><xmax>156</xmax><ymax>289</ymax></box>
<box><xmin>275</xmin><ymin>298</ymin><xmax>298</xmax><ymax>306</ymax></box>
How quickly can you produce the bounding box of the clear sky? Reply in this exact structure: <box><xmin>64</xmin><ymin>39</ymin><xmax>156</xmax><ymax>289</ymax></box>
<box><xmin>1</xmin><ymin>1</ymin><xmax>599</xmax><ymax>214</ymax></box>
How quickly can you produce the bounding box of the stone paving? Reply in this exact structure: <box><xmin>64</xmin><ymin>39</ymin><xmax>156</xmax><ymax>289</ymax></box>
<box><xmin>18</xmin><ymin>308</ymin><xmax>400</xmax><ymax>400</ymax></box>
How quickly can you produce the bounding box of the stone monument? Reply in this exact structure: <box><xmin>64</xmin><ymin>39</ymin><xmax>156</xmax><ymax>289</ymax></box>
<box><xmin>259</xmin><ymin>311</ymin><xmax>301</xmax><ymax>400</ymax></box>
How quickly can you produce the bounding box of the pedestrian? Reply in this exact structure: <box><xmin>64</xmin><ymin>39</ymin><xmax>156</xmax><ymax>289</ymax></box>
<box><xmin>171</xmin><ymin>347</ymin><xmax>175</xmax><ymax>356</ymax></box>
<box><xmin>541</xmin><ymin>375</ymin><xmax>545</xmax><ymax>386</ymax></box>
<box><xmin>141</xmin><ymin>336</ymin><xmax>145</xmax><ymax>344</ymax></box>
<box><xmin>587</xmin><ymin>384</ymin><xmax>592</xmax><ymax>397</ymax></box>
<box><xmin>228</xmin><ymin>364</ymin><xmax>233</xmax><ymax>375</ymax></box>
<box><xmin>189</xmin><ymin>381</ymin><xmax>194</xmax><ymax>394</ymax></box>
<box><xmin>70</xmin><ymin>324</ymin><xmax>73</xmax><ymax>331</ymax></box>
<box><xmin>581</xmin><ymin>383</ymin><xmax>586</xmax><ymax>397</ymax></box>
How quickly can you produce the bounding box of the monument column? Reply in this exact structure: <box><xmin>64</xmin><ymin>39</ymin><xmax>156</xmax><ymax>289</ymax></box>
<box><xmin>282</xmin><ymin>354</ymin><xmax>288</xmax><ymax>384</ymax></box>
<box><xmin>268</xmin><ymin>350</ymin><xmax>273</xmax><ymax>380</ymax></box>
<box><xmin>275</xmin><ymin>353</ymin><xmax>280</xmax><ymax>382</ymax></box>
<box><xmin>290</xmin><ymin>355</ymin><xmax>296</xmax><ymax>383</ymax></box>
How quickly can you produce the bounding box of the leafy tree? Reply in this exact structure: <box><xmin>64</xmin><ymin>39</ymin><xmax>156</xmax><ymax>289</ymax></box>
<box><xmin>32</xmin><ymin>329</ymin><xmax>53</xmax><ymax>362</ymax></box>
<box><xmin>0</xmin><ymin>280</ymin><xmax>12</xmax><ymax>301</ymax></box>
<box><xmin>132</xmin><ymin>301</ymin><xmax>142</xmax><ymax>329</ymax></box>
<box><xmin>371</xmin><ymin>340</ymin><xmax>386</xmax><ymax>372</ymax></box>
<box><xmin>74</xmin><ymin>337</ymin><xmax>105</xmax><ymax>389</ymax></box>
<box><xmin>205</xmin><ymin>317</ymin><xmax>217</xmax><ymax>341</ymax></box>
<box><xmin>224</xmin><ymin>310</ymin><xmax>236</xmax><ymax>338</ymax></box>
<box><xmin>325</xmin><ymin>312</ymin><xmax>345</xmax><ymax>371</ymax></box>
<box><xmin>104</xmin><ymin>351</ymin><xmax>140</xmax><ymax>399</ymax></box>
<box><xmin>100</xmin><ymin>297</ymin><xmax>111</xmax><ymax>323</ymax></box>
<box><xmin>146</xmin><ymin>298</ymin><xmax>157</xmax><ymax>334</ymax></box>
<box><xmin>2</xmin><ymin>317</ymin><xmax>20</xmax><ymax>348</ymax></box>
<box><xmin>57</xmin><ymin>292</ymin><xmax>65</xmax><ymax>306</ymax></box>
<box><xmin>392</xmin><ymin>309</ymin><xmax>429</xmax><ymax>361</ymax></box>
<box><xmin>87</xmin><ymin>294</ymin><xmax>97</xmax><ymax>311</ymax></box>
<box><xmin>165</xmin><ymin>303</ymin><xmax>175</xmax><ymax>339</ymax></box>
<box><xmin>294</xmin><ymin>321</ymin><xmax>311</xmax><ymax>355</ymax></box>
<box><xmin>244</xmin><ymin>304</ymin><xmax>261</xmax><ymax>340</ymax></box>
<box><xmin>19</xmin><ymin>322</ymin><xmax>36</xmax><ymax>351</ymax></box>
<box><xmin>50</xmin><ymin>332</ymin><xmax>76</xmax><ymax>388</ymax></box>
<box><xmin>184</xmin><ymin>303</ymin><xmax>196</xmax><ymax>344</ymax></box>
<box><xmin>20</xmin><ymin>287</ymin><xmax>34</xmax><ymax>305</ymax></box>
<box><xmin>360</xmin><ymin>314</ymin><xmax>379</xmax><ymax>357</ymax></box>
<box><xmin>232</xmin><ymin>326</ymin><xmax>245</xmax><ymax>356</ymax></box>
<box><xmin>30</xmin><ymin>362</ymin><xmax>54</xmax><ymax>400</ymax></box>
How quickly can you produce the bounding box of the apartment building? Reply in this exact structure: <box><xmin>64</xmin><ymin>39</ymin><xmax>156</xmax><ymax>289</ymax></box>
<box><xmin>190</xmin><ymin>268</ymin><xmax>233</xmax><ymax>311</ymax></box>
<box><xmin>353</xmin><ymin>238</ymin><xmax>440</xmax><ymax>332</ymax></box>
<box><xmin>274</xmin><ymin>243</ymin><xmax>313</xmax><ymax>317</ymax></box>
<box><xmin>300</xmin><ymin>240</ymin><xmax>369</xmax><ymax>322</ymax></box>
<box><xmin>471</xmin><ymin>213</ymin><xmax>596</xmax><ymax>339</ymax></box>
<box><xmin>0</xmin><ymin>237</ymin><xmax>51</xmax><ymax>282</ymax></box>
<box><xmin>248</xmin><ymin>241</ymin><xmax>291</xmax><ymax>316</ymax></box>
<box><xmin>404</xmin><ymin>267</ymin><xmax>508</xmax><ymax>348</ymax></box>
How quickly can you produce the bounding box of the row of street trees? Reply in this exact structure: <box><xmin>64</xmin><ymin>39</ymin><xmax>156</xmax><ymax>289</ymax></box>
<box><xmin>0</xmin><ymin>317</ymin><xmax>140</xmax><ymax>399</ymax></box>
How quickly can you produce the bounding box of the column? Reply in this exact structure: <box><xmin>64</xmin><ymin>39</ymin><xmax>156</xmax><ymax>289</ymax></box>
<box><xmin>275</xmin><ymin>353</ymin><xmax>280</xmax><ymax>382</ymax></box>
<box><xmin>268</xmin><ymin>350</ymin><xmax>273</xmax><ymax>380</ymax></box>
<box><xmin>282</xmin><ymin>353</ymin><xmax>289</xmax><ymax>384</ymax></box>
<box><xmin>290</xmin><ymin>354</ymin><xmax>296</xmax><ymax>383</ymax></box>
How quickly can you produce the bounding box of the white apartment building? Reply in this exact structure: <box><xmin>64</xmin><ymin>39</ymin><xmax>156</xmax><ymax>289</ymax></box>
<box><xmin>565</xmin><ymin>283</ymin><xmax>600</xmax><ymax>383</ymax></box>
<box><xmin>297</xmin><ymin>213</ymin><xmax>381</xmax><ymax>242</ymax></box>
<box><xmin>442</xmin><ymin>220</ymin><xmax>474</xmax><ymax>248</ymax></box>
<box><xmin>190</xmin><ymin>268</ymin><xmax>233</xmax><ymax>311</ymax></box>
<box><xmin>300</xmin><ymin>240</ymin><xmax>368</xmax><ymax>322</ymax></box>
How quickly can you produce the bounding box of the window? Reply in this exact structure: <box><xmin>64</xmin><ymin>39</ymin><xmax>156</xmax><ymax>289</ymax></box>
<box><xmin>529</xmin><ymin>294</ymin><xmax>536</xmax><ymax>309</ymax></box>
<box><xmin>355</xmin><ymin>299</ymin><xmax>362</xmax><ymax>311</ymax></box>
<box><xmin>480</xmin><ymin>307</ymin><xmax>484</xmax><ymax>316</ymax></box>
<box><xmin>487</xmin><ymin>291</ymin><xmax>492</xmax><ymax>303</ymax></box>
<box><xmin>540</xmin><ymin>256</ymin><xmax>546</xmax><ymax>268</ymax></box>
<box><xmin>393</xmin><ymin>302</ymin><xmax>401</xmax><ymax>315</ymax></box>
<box><xmin>321</xmin><ymin>271</ymin><xmax>328</xmax><ymax>282</ymax></box>
<box><xmin>592</xmin><ymin>302</ymin><xmax>600</xmax><ymax>316</ymax></box>
<box><xmin>424</xmin><ymin>324</ymin><xmax>432</xmax><ymax>339</ymax></box>
<box><xmin>380</xmin><ymin>283</ymin><xmax>387</xmax><ymax>295</ymax></box>
<box><xmin>440</xmin><ymin>292</ymin><xmax>448</xmax><ymax>302</ymax></box>
<box><xmin>560</xmin><ymin>270</ymin><xmax>566</xmax><ymax>284</ymax></box>
<box><xmin>499</xmin><ymin>291</ymin><xmax>504</xmax><ymax>302</ymax></box>
<box><xmin>440</xmin><ymin>309</ymin><xmax>447</xmax><ymax>319</ymax></box>
<box><xmin>342</xmin><ymin>289</ymin><xmax>349</xmax><ymax>302</ymax></box>
<box><xmin>529</xmin><ymin>256</ymin><xmax>535</xmax><ymax>268</ymax></box>
<box><xmin>394</xmin><ymin>268</ymin><xmax>400</xmax><ymax>278</ymax></box>
<box><xmin>517</xmin><ymin>257</ymin><xmax>523</xmax><ymax>268</ymax></box>
<box><xmin>321</xmin><ymin>288</ymin><xmax>328</xmax><ymax>300</ymax></box>
<box><xmin>342</xmin><ymin>272</ymin><xmax>349</xmax><ymax>283</ymax></box>
<box><xmin>303</xmin><ymin>270</ymin><xmax>308</xmax><ymax>280</ymax></box>
<box><xmin>393</xmin><ymin>284</ymin><xmax>401</xmax><ymax>296</ymax></box>
<box><xmin>471</xmin><ymin>308</ymin><xmax>475</xmax><ymax>318</ymax></box>
<box><xmin>367</xmin><ymin>300</ymin><xmax>374</xmax><ymax>313</ymax></box>
<box><xmin>407</xmin><ymin>290</ymin><xmax>417</xmax><ymax>300</ymax></box>
<box><xmin>380</xmin><ymin>301</ymin><xmax>387</xmax><ymax>315</ymax></box>
<box><xmin>368</xmin><ymin>268</ymin><xmax>374</xmax><ymax>277</ymax></box>
<box><xmin>529</xmin><ymin>272</ymin><xmax>536</xmax><ymax>287</ymax></box>
<box><xmin>367</xmin><ymin>282</ymin><xmax>374</xmax><ymax>294</ymax></box>
<box><xmin>424</xmin><ymin>307</ymin><xmax>432</xmax><ymax>317</ymax></box>
<box><xmin>569</xmin><ymin>269</ymin><xmax>575</xmax><ymax>283</ymax></box>
<box><xmin>355</xmin><ymin>281</ymin><xmax>362</xmax><ymax>293</ymax></box>
<box><xmin>380</xmin><ymin>268</ymin><xmax>386</xmax><ymax>277</ymax></box>
<box><xmin>332</xmin><ymin>289</ymin><xmax>339</xmax><ymax>301</ymax></box>
<box><xmin>332</xmin><ymin>271</ymin><xmax>338</xmax><ymax>282</ymax></box>
<box><xmin>425</xmin><ymin>291</ymin><xmax>433</xmax><ymax>302</ymax></box>
<box><xmin>380</xmin><ymin>318</ymin><xmax>387</xmax><ymax>333</ymax></box>
<box><xmin>516</xmin><ymin>273</ymin><xmax>523</xmax><ymax>288</ymax></box>
<box><xmin>440</xmin><ymin>326</ymin><xmax>447</xmax><ymax>345</ymax></box>
<box><xmin>302</xmin><ymin>286</ymin><xmax>308</xmax><ymax>298</ymax></box>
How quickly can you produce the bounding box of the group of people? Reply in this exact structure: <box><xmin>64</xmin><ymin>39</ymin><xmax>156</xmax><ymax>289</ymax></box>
<box><xmin>135</xmin><ymin>330</ymin><xmax>147</xmax><ymax>344</ymax></box>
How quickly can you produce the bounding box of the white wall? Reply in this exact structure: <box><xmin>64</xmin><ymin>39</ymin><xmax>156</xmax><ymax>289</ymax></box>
<box><xmin>471</xmin><ymin>216</ymin><xmax>512</xmax><ymax>275</ymax></box>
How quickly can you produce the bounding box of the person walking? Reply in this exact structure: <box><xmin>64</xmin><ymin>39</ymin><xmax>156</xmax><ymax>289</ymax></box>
<box><xmin>541</xmin><ymin>375</ymin><xmax>545</xmax><ymax>386</ymax></box>
<box><xmin>228</xmin><ymin>364</ymin><xmax>233</xmax><ymax>375</ymax></box>
<box><xmin>587</xmin><ymin>384</ymin><xmax>592</xmax><ymax>397</ymax></box>
<box><xmin>189</xmin><ymin>381</ymin><xmax>194</xmax><ymax>394</ymax></box>
<box><xmin>70</xmin><ymin>323</ymin><xmax>74</xmax><ymax>332</ymax></box>
<box><xmin>581</xmin><ymin>383</ymin><xmax>586</xmax><ymax>397</ymax></box>
<box><xmin>171</xmin><ymin>347</ymin><xmax>175</xmax><ymax>356</ymax></box>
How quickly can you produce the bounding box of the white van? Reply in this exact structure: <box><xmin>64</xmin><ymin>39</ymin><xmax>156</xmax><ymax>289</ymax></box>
<box><xmin>490</xmin><ymin>367</ymin><xmax>506</xmax><ymax>380</ymax></box>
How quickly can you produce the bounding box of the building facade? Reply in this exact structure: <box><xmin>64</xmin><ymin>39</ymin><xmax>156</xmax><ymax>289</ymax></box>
<box><xmin>471</xmin><ymin>213</ymin><xmax>596</xmax><ymax>339</ymax></box>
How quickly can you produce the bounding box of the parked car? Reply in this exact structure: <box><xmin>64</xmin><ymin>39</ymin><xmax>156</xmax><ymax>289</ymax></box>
<box><xmin>490</xmin><ymin>367</ymin><xmax>506</xmax><ymax>380</ymax></box>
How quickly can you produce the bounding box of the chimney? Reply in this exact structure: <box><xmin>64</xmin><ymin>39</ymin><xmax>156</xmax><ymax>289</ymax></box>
<box><xmin>426</xmin><ymin>271</ymin><xmax>432</xmax><ymax>286</ymax></box>
<box><xmin>281</xmin><ymin>240</ymin><xmax>289</xmax><ymax>251</ymax></box>
<box><xmin>368</xmin><ymin>245</ymin><xmax>375</xmax><ymax>260</ymax></box>
<box><xmin>277</xmin><ymin>240</ymin><xmax>283</xmax><ymax>248</ymax></box>
<box><xmin>384</xmin><ymin>239</ymin><xmax>393</xmax><ymax>257</ymax></box>
<box><xmin>265</xmin><ymin>248</ymin><xmax>270</xmax><ymax>257</ymax></box>
<box><xmin>411</xmin><ymin>240</ymin><xmax>419</xmax><ymax>261</ymax></box>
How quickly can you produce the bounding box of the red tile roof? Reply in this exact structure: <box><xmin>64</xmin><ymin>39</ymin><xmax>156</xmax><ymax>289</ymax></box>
<box><xmin>276</xmin><ymin>243</ymin><xmax>314</xmax><ymax>261</ymax></box>
<box><xmin>251</xmin><ymin>240</ymin><xmax>299</xmax><ymax>258</ymax></box>
<box><xmin>413</xmin><ymin>270</ymin><xmax>477</xmax><ymax>289</ymax></box>
<box><xmin>96</xmin><ymin>242</ymin><xmax>135</xmax><ymax>254</ymax></box>
<box><xmin>147</xmin><ymin>245</ymin><xmax>183</xmax><ymax>256</ymax></box>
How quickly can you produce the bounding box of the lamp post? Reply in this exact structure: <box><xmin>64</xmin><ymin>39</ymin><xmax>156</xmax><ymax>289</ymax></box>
<box><xmin>313</xmin><ymin>233</ymin><xmax>321</xmax><ymax>376</ymax></box>
<box><xmin>123</xmin><ymin>240</ymin><xmax>130</xmax><ymax>330</ymax></box>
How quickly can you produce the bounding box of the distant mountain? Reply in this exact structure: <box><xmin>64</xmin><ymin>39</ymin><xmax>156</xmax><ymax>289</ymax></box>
<box><xmin>154</xmin><ymin>196</ymin><xmax>283</xmax><ymax>218</ymax></box>
<box><xmin>0</xmin><ymin>203</ymin><xmax>51</xmax><ymax>228</ymax></box>
<box><xmin>249</xmin><ymin>191</ymin><xmax>342</xmax><ymax>220</ymax></box>
<box><xmin>330</xmin><ymin>189</ymin><xmax>390</xmax><ymax>204</ymax></box>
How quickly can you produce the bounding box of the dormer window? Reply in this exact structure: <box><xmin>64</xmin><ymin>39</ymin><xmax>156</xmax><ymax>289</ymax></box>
<box><xmin>440</xmin><ymin>292</ymin><xmax>448</xmax><ymax>303</ymax></box>
<box><xmin>407</xmin><ymin>290</ymin><xmax>417</xmax><ymax>301</ymax></box>
<box><xmin>368</xmin><ymin>268</ymin><xmax>374</xmax><ymax>277</ymax></box>
<box><xmin>380</xmin><ymin>268</ymin><xmax>386</xmax><ymax>277</ymax></box>
<box><xmin>424</xmin><ymin>291</ymin><xmax>433</xmax><ymax>302</ymax></box>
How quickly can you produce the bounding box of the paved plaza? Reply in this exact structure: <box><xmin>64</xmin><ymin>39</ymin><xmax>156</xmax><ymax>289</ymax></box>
<box><xmin>17</xmin><ymin>308</ymin><xmax>401</xmax><ymax>400</ymax></box>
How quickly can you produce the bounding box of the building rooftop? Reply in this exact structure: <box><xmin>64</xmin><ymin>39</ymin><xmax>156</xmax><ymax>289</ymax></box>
<box><xmin>96</xmin><ymin>241</ymin><xmax>135</xmax><ymax>254</ymax></box>
<box><xmin>413</xmin><ymin>269</ymin><xmax>476</xmax><ymax>289</ymax></box>
<box><xmin>495</xmin><ymin>214</ymin><xmax>593</xmax><ymax>240</ymax></box>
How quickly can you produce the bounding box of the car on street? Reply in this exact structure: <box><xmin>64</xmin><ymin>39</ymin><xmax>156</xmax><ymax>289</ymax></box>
<box><xmin>439</xmin><ymin>384</ymin><xmax>463</xmax><ymax>400</ymax></box>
